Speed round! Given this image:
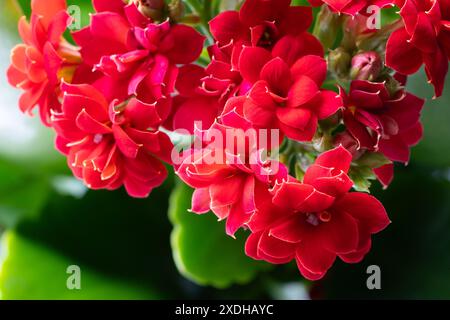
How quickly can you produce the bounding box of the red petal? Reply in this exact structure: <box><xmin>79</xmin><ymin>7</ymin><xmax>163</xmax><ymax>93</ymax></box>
<box><xmin>209</xmin><ymin>10</ymin><xmax>243</xmax><ymax>44</ymax></box>
<box><xmin>314</xmin><ymin>145</ymin><xmax>353</xmax><ymax>173</ymax></box>
<box><xmin>238</xmin><ymin>47</ymin><xmax>273</xmax><ymax>83</ymax></box>
<box><xmin>209</xmin><ymin>175</ymin><xmax>244</xmax><ymax>208</ymax></box>
<box><xmin>319</xmin><ymin>210</ymin><xmax>359</xmax><ymax>254</ymax></box>
<box><xmin>278</xmin><ymin>114</ymin><xmax>318</xmax><ymax>142</ymax></box>
<box><xmin>410</xmin><ymin>12</ymin><xmax>439</xmax><ymax>53</ymax></box>
<box><xmin>162</xmin><ymin>25</ymin><xmax>205</xmax><ymax>64</ymax></box>
<box><xmin>258</xmin><ymin>231</ymin><xmax>296</xmax><ymax>262</ymax></box>
<box><xmin>315</xmin><ymin>90</ymin><xmax>343</xmax><ymax>119</ymax></box>
<box><xmin>76</xmin><ymin>109</ymin><xmax>112</xmax><ymax>134</ymax></box>
<box><xmin>287</xmin><ymin>76</ymin><xmax>319</xmax><ymax>107</ymax></box>
<box><xmin>290</xmin><ymin>55</ymin><xmax>327</xmax><ymax>85</ymax></box>
<box><xmin>423</xmin><ymin>48</ymin><xmax>448</xmax><ymax>98</ymax></box>
<box><xmin>239</xmin><ymin>0</ymin><xmax>290</xmax><ymax>27</ymax></box>
<box><xmin>373</xmin><ymin>163</ymin><xmax>394</xmax><ymax>188</ymax></box>
<box><xmin>296</xmin><ymin>239</ymin><xmax>336</xmax><ymax>275</ymax></box>
<box><xmin>260</xmin><ymin>57</ymin><xmax>292</xmax><ymax>94</ymax></box>
<box><xmin>276</xmin><ymin>107</ymin><xmax>312</xmax><ymax>130</ymax></box>
<box><xmin>191</xmin><ymin>187</ymin><xmax>211</xmax><ymax>214</ymax></box>
<box><xmin>112</xmin><ymin>125</ymin><xmax>141</xmax><ymax>158</ymax></box>
<box><xmin>334</xmin><ymin>192</ymin><xmax>390</xmax><ymax>234</ymax></box>
<box><xmin>31</xmin><ymin>0</ymin><xmax>66</xmax><ymax>28</ymax></box>
<box><xmin>386</xmin><ymin>28</ymin><xmax>423</xmax><ymax>75</ymax></box>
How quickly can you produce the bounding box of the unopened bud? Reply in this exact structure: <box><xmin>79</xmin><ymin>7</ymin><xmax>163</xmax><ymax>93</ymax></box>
<box><xmin>328</xmin><ymin>47</ymin><xmax>351</xmax><ymax>79</ymax></box>
<box><xmin>168</xmin><ymin>0</ymin><xmax>185</xmax><ymax>22</ymax></box>
<box><xmin>312</xmin><ymin>5</ymin><xmax>343</xmax><ymax>51</ymax></box>
<box><xmin>350</xmin><ymin>51</ymin><xmax>382</xmax><ymax>81</ymax></box>
<box><xmin>133</xmin><ymin>0</ymin><xmax>166</xmax><ymax>21</ymax></box>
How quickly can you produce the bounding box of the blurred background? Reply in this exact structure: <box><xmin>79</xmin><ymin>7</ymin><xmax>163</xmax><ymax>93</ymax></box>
<box><xmin>1</xmin><ymin>0</ymin><xmax>450</xmax><ymax>299</ymax></box>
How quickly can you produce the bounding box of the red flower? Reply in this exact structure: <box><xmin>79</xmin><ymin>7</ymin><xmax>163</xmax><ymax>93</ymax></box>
<box><xmin>245</xmin><ymin>146</ymin><xmax>390</xmax><ymax>280</ymax></box>
<box><xmin>309</xmin><ymin>0</ymin><xmax>394</xmax><ymax>16</ymax></box>
<box><xmin>53</xmin><ymin>82</ymin><xmax>172</xmax><ymax>198</ymax></box>
<box><xmin>386</xmin><ymin>0</ymin><xmax>450</xmax><ymax>97</ymax></box>
<box><xmin>72</xmin><ymin>0</ymin><xmax>204</xmax><ymax>106</ymax></box>
<box><xmin>7</xmin><ymin>0</ymin><xmax>80</xmax><ymax>125</ymax></box>
<box><xmin>176</xmin><ymin>97</ymin><xmax>287</xmax><ymax>236</ymax></box>
<box><xmin>239</xmin><ymin>39</ymin><xmax>342</xmax><ymax>142</ymax></box>
<box><xmin>340</xmin><ymin>80</ymin><xmax>424</xmax><ymax>163</ymax></box>
<box><xmin>209</xmin><ymin>0</ymin><xmax>313</xmax><ymax>48</ymax></box>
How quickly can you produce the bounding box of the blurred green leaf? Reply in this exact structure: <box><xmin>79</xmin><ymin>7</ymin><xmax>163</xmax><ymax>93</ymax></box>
<box><xmin>323</xmin><ymin>166</ymin><xmax>450</xmax><ymax>299</ymax></box>
<box><xmin>169</xmin><ymin>181</ymin><xmax>269</xmax><ymax>289</ymax></box>
<box><xmin>12</xmin><ymin>178</ymin><xmax>184</xmax><ymax>299</ymax></box>
<box><xmin>408</xmin><ymin>70</ymin><xmax>450</xmax><ymax>168</ymax></box>
<box><xmin>0</xmin><ymin>158</ymin><xmax>51</xmax><ymax>228</ymax></box>
<box><xmin>0</xmin><ymin>232</ymin><xmax>159</xmax><ymax>299</ymax></box>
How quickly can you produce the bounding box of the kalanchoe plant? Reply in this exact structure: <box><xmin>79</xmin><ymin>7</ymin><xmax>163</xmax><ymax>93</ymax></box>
<box><xmin>7</xmin><ymin>0</ymin><xmax>449</xmax><ymax>282</ymax></box>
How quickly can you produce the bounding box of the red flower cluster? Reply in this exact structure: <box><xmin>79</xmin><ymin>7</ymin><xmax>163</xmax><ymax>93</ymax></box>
<box><xmin>53</xmin><ymin>82</ymin><xmax>172</xmax><ymax>197</ymax></box>
<box><xmin>7</xmin><ymin>0</ymin><xmax>207</xmax><ymax>197</ymax></box>
<box><xmin>335</xmin><ymin>80</ymin><xmax>424</xmax><ymax>187</ymax></box>
<box><xmin>9</xmin><ymin>0</ymin><xmax>442</xmax><ymax>281</ymax></box>
<box><xmin>246</xmin><ymin>146</ymin><xmax>390</xmax><ymax>280</ymax></box>
<box><xmin>386</xmin><ymin>0</ymin><xmax>450</xmax><ymax>97</ymax></box>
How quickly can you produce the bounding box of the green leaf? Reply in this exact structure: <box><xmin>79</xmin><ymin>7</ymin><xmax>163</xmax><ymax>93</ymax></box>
<box><xmin>349</xmin><ymin>165</ymin><xmax>376</xmax><ymax>193</ymax></box>
<box><xmin>169</xmin><ymin>181</ymin><xmax>269</xmax><ymax>288</ymax></box>
<box><xmin>0</xmin><ymin>232</ymin><xmax>159</xmax><ymax>299</ymax></box>
<box><xmin>407</xmin><ymin>70</ymin><xmax>450</xmax><ymax>168</ymax></box>
<box><xmin>356</xmin><ymin>152</ymin><xmax>391</xmax><ymax>169</ymax></box>
<box><xmin>0</xmin><ymin>158</ymin><xmax>51</xmax><ymax>228</ymax></box>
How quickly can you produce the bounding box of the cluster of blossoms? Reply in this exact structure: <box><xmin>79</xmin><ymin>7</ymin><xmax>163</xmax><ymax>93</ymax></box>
<box><xmin>7</xmin><ymin>0</ymin><xmax>449</xmax><ymax>280</ymax></box>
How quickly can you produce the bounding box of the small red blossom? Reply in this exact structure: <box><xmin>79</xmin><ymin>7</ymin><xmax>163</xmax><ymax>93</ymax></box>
<box><xmin>72</xmin><ymin>0</ymin><xmax>205</xmax><ymax>105</ymax></box>
<box><xmin>53</xmin><ymin>82</ymin><xmax>172</xmax><ymax>198</ymax></box>
<box><xmin>245</xmin><ymin>146</ymin><xmax>390</xmax><ymax>280</ymax></box>
<box><xmin>209</xmin><ymin>0</ymin><xmax>313</xmax><ymax>49</ymax></box>
<box><xmin>7</xmin><ymin>0</ymin><xmax>80</xmax><ymax>125</ymax></box>
<box><xmin>239</xmin><ymin>40</ymin><xmax>342</xmax><ymax>142</ymax></box>
<box><xmin>176</xmin><ymin>97</ymin><xmax>287</xmax><ymax>236</ymax></box>
<box><xmin>386</xmin><ymin>0</ymin><xmax>450</xmax><ymax>97</ymax></box>
<box><xmin>340</xmin><ymin>80</ymin><xmax>424</xmax><ymax>163</ymax></box>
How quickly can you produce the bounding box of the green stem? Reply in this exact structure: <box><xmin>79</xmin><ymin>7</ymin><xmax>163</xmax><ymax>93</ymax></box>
<box><xmin>184</xmin><ymin>0</ymin><xmax>213</xmax><ymax>44</ymax></box>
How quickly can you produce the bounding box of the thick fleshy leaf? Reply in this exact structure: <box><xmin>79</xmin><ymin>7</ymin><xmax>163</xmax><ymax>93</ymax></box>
<box><xmin>169</xmin><ymin>182</ymin><xmax>268</xmax><ymax>288</ymax></box>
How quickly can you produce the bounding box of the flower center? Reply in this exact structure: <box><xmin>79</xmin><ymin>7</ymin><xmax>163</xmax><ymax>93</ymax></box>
<box><xmin>305</xmin><ymin>211</ymin><xmax>331</xmax><ymax>226</ymax></box>
<box><xmin>93</xmin><ymin>134</ymin><xmax>103</xmax><ymax>144</ymax></box>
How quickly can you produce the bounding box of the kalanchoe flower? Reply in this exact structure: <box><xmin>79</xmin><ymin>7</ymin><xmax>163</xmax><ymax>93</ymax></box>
<box><xmin>72</xmin><ymin>0</ymin><xmax>204</xmax><ymax>107</ymax></box>
<box><xmin>340</xmin><ymin>80</ymin><xmax>424</xmax><ymax>163</ymax></box>
<box><xmin>245</xmin><ymin>146</ymin><xmax>390</xmax><ymax>280</ymax></box>
<box><xmin>239</xmin><ymin>39</ymin><xmax>342</xmax><ymax>142</ymax></box>
<box><xmin>209</xmin><ymin>0</ymin><xmax>313</xmax><ymax>49</ymax></box>
<box><xmin>53</xmin><ymin>82</ymin><xmax>172</xmax><ymax>198</ymax></box>
<box><xmin>309</xmin><ymin>0</ymin><xmax>394</xmax><ymax>16</ymax></box>
<box><xmin>176</xmin><ymin>97</ymin><xmax>288</xmax><ymax>236</ymax></box>
<box><xmin>7</xmin><ymin>0</ymin><xmax>80</xmax><ymax>125</ymax></box>
<box><xmin>386</xmin><ymin>0</ymin><xmax>450</xmax><ymax>97</ymax></box>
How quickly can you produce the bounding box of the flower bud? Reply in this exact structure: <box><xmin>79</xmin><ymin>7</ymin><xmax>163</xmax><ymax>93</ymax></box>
<box><xmin>313</xmin><ymin>5</ymin><xmax>343</xmax><ymax>50</ymax></box>
<box><xmin>168</xmin><ymin>0</ymin><xmax>185</xmax><ymax>22</ymax></box>
<box><xmin>350</xmin><ymin>51</ymin><xmax>382</xmax><ymax>81</ymax></box>
<box><xmin>133</xmin><ymin>0</ymin><xmax>166</xmax><ymax>21</ymax></box>
<box><xmin>328</xmin><ymin>47</ymin><xmax>351</xmax><ymax>79</ymax></box>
